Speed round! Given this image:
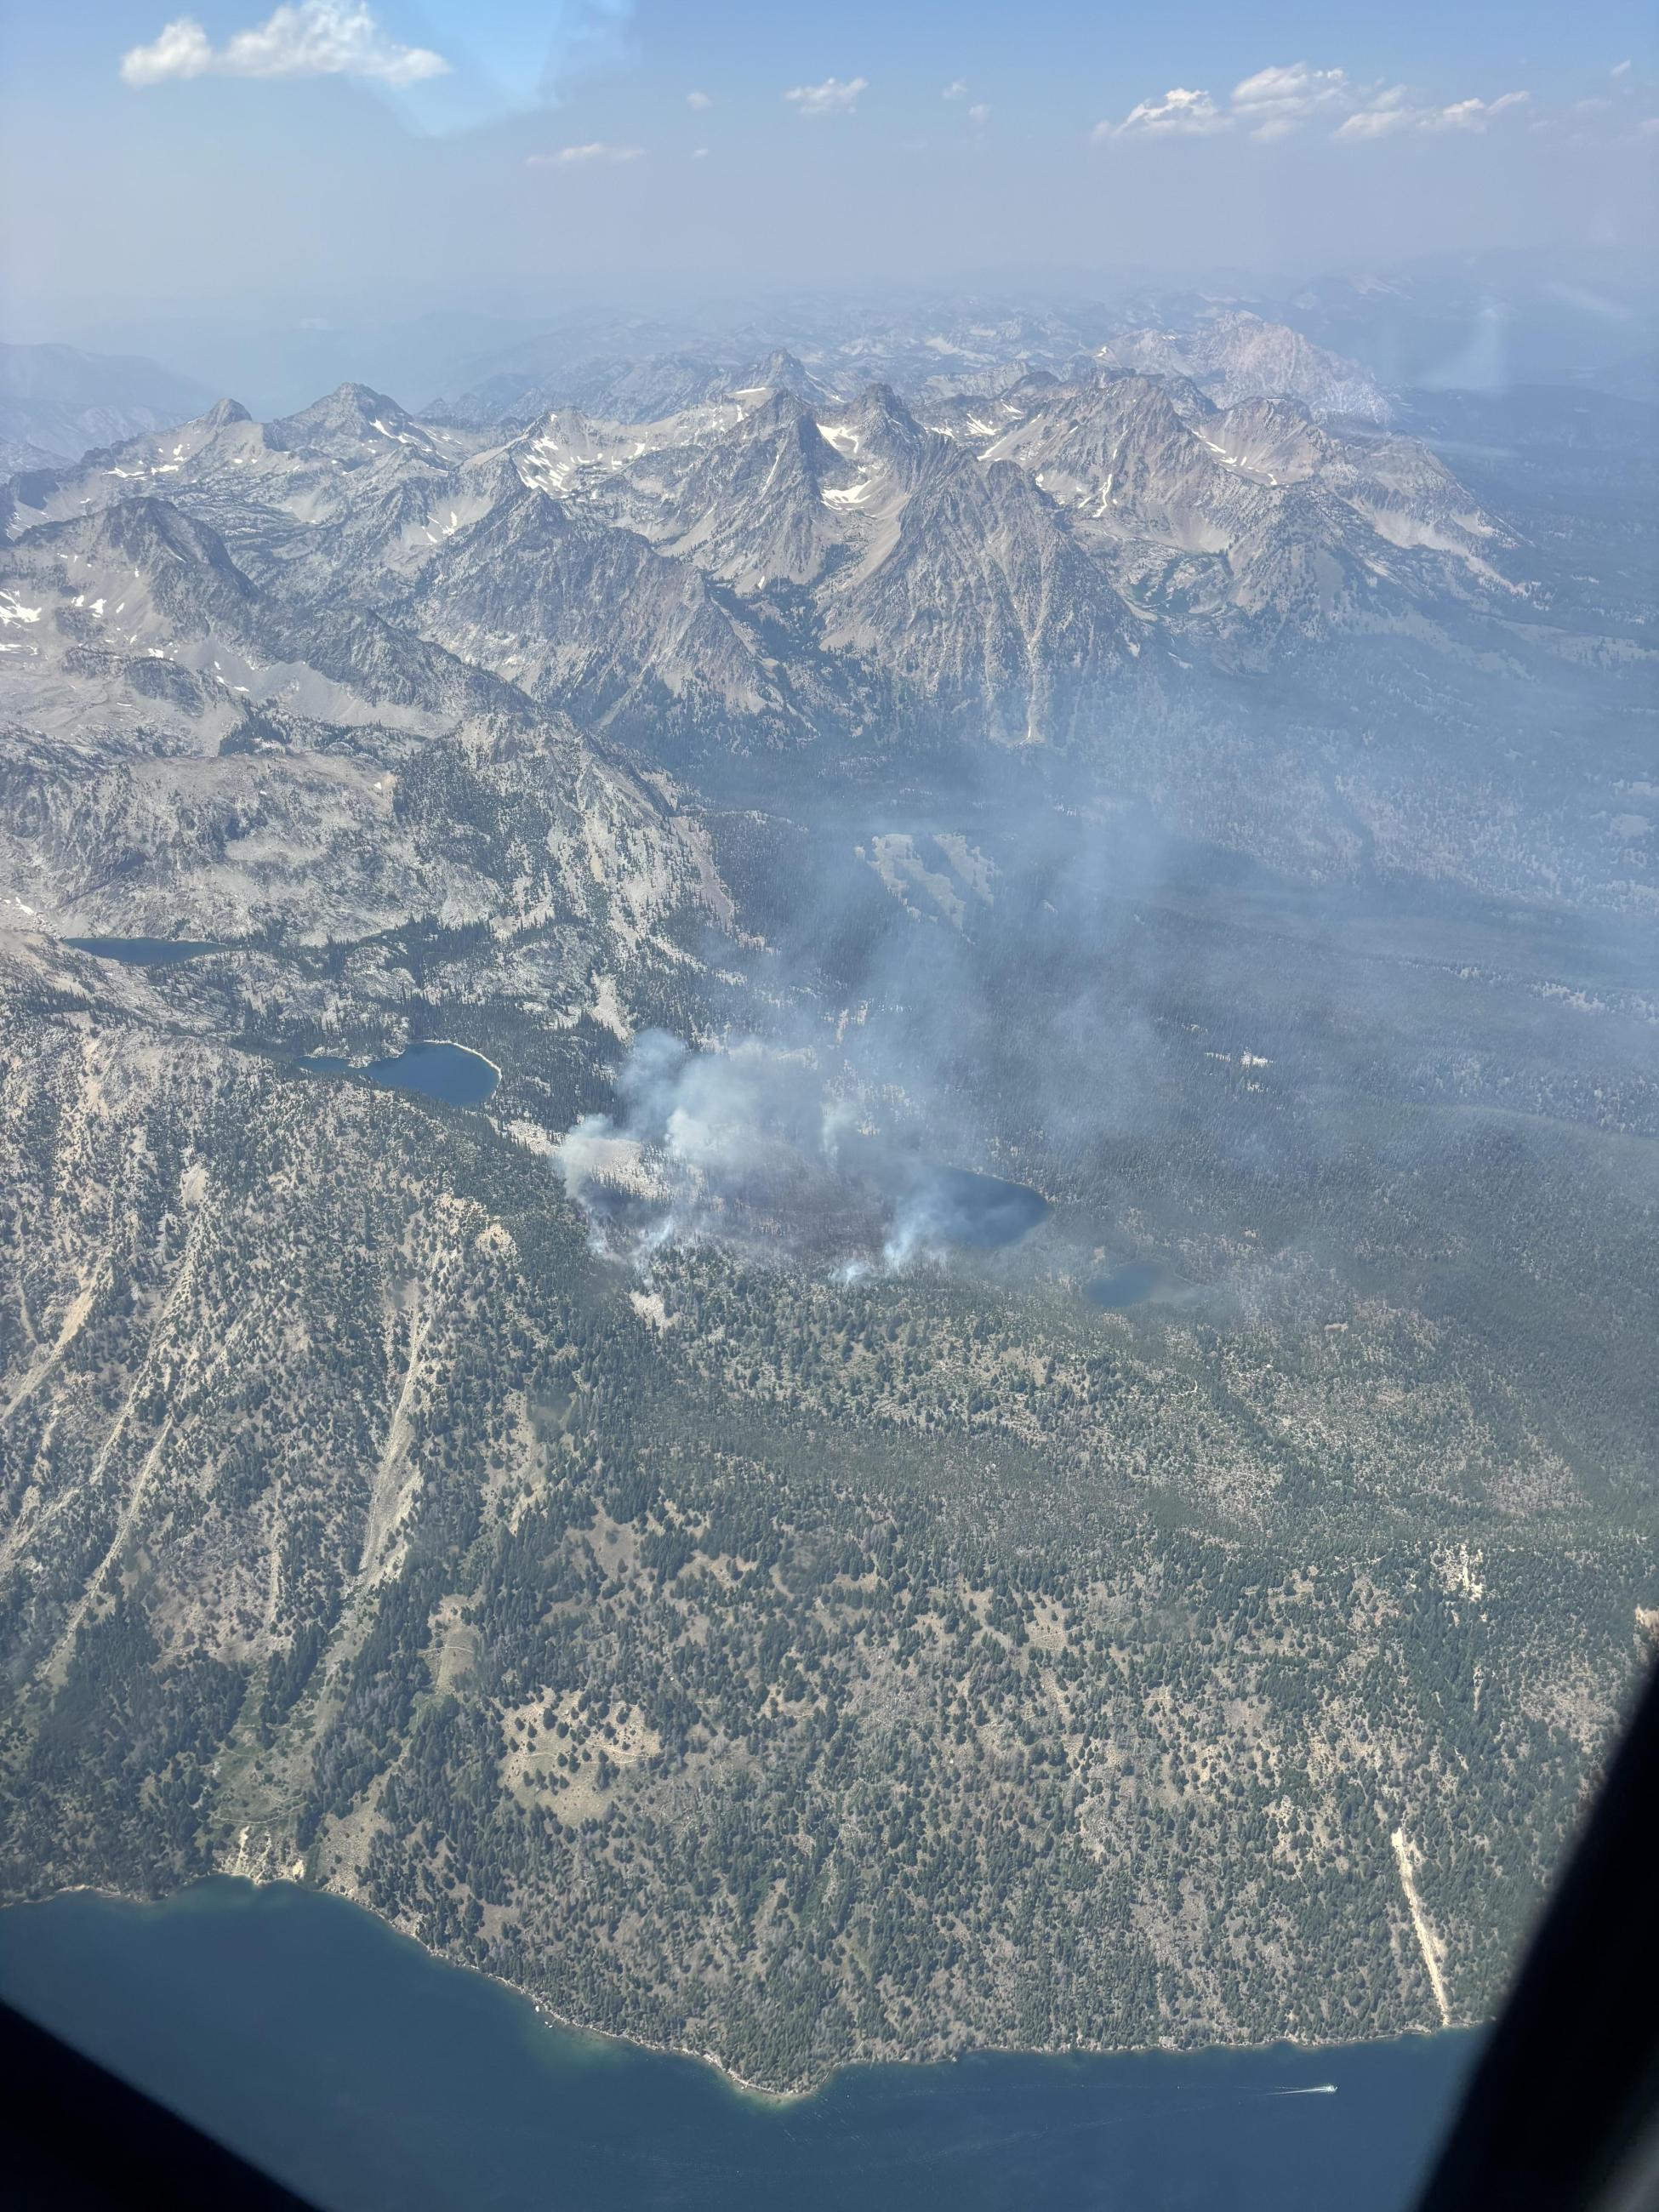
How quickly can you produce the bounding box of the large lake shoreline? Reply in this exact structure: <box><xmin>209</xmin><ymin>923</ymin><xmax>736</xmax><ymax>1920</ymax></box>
<box><xmin>0</xmin><ymin>1878</ymin><xmax>1481</xmax><ymax>2210</ymax></box>
<box><xmin>12</xmin><ymin>1873</ymin><xmax>1477</xmax><ymax>2106</ymax></box>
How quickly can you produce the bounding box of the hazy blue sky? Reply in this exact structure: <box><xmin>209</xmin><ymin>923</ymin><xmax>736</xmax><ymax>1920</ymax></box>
<box><xmin>3</xmin><ymin>1</ymin><xmax>1655</xmax><ymax>338</ymax></box>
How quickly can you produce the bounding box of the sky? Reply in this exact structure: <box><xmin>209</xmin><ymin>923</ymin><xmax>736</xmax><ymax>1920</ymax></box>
<box><xmin>2</xmin><ymin>0</ymin><xmax>1655</xmax><ymax>348</ymax></box>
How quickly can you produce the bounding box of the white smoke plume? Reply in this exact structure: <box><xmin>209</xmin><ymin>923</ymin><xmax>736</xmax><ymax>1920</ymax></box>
<box><xmin>554</xmin><ymin>1029</ymin><xmax>1048</xmax><ymax>1271</ymax></box>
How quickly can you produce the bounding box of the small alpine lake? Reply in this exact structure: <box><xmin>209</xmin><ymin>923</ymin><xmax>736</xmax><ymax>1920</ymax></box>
<box><xmin>0</xmin><ymin>1881</ymin><xmax>1479</xmax><ymax>2212</ymax></box>
<box><xmin>297</xmin><ymin>1040</ymin><xmax>500</xmax><ymax>1108</ymax></box>
<box><xmin>66</xmin><ymin>936</ymin><xmax>220</xmax><ymax>966</ymax></box>
<box><xmin>914</xmin><ymin>1166</ymin><xmax>1051</xmax><ymax>1251</ymax></box>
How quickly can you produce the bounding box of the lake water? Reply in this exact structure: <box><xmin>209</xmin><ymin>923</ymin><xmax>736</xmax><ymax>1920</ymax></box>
<box><xmin>296</xmin><ymin>1041</ymin><xmax>499</xmax><ymax>1108</ymax></box>
<box><xmin>366</xmin><ymin>1042</ymin><xmax>499</xmax><ymax>1106</ymax></box>
<box><xmin>915</xmin><ymin>1167</ymin><xmax>1051</xmax><ymax>1251</ymax></box>
<box><xmin>66</xmin><ymin>936</ymin><xmax>219</xmax><ymax>966</ymax></box>
<box><xmin>0</xmin><ymin>1882</ymin><xmax>1478</xmax><ymax>2212</ymax></box>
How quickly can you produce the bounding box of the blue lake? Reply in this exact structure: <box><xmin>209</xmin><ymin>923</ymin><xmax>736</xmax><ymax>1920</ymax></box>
<box><xmin>918</xmin><ymin>1167</ymin><xmax>1051</xmax><ymax>1251</ymax></box>
<box><xmin>0</xmin><ymin>1881</ymin><xmax>1479</xmax><ymax>2212</ymax></box>
<box><xmin>297</xmin><ymin>1041</ymin><xmax>499</xmax><ymax>1108</ymax></box>
<box><xmin>367</xmin><ymin>1041</ymin><xmax>499</xmax><ymax>1106</ymax></box>
<box><xmin>66</xmin><ymin>936</ymin><xmax>219</xmax><ymax>966</ymax></box>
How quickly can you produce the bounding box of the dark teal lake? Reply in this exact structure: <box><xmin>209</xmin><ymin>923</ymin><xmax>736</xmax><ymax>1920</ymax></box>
<box><xmin>366</xmin><ymin>1041</ymin><xmax>499</xmax><ymax>1106</ymax></box>
<box><xmin>0</xmin><ymin>1882</ymin><xmax>1477</xmax><ymax>2211</ymax></box>
<box><xmin>296</xmin><ymin>1041</ymin><xmax>500</xmax><ymax>1107</ymax></box>
<box><xmin>66</xmin><ymin>936</ymin><xmax>219</xmax><ymax>966</ymax></box>
<box><xmin>910</xmin><ymin>1167</ymin><xmax>1051</xmax><ymax>1251</ymax></box>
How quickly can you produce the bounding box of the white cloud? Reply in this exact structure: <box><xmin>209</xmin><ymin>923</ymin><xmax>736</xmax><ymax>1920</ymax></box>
<box><xmin>943</xmin><ymin>79</ymin><xmax>967</xmax><ymax>100</ymax></box>
<box><xmin>1099</xmin><ymin>61</ymin><xmax>1535</xmax><ymax>146</ymax></box>
<box><xmin>1612</xmin><ymin>60</ymin><xmax>1633</xmax><ymax>77</ymax></box>
<box><xmin>784</xmin><ymin>75</ymin><xmax>868</xmax><ymax>118</ymax></box>
<box><xmin>686</xmin><ymin>88</ymin><xmax>712</xmax><ymax>109</ymax></box>
<box><xmin>1095</xmin><ymin>86</ymin><xmax>1226</xmax><ymax>140</ymax></box>
<box><xmin>1231</xmin><ymin>63</ymin><xmax>1354</xmax><ymax>140</ymax></box>
<box><xmin>527</xmin><ymin>143</ymin><xmax>645</xmax><ymax>167</ymax></box>
<box><xmin>1336</xmin><ymin>88</ymin><xmax>1529</xmax><ymax>140</ymax></box>
<box><xmin>966</xmin><ymin>102</ymin><xmax>991</xmax><ymax>126</ymax></box>
<box><xmin>120</xmin><ymin>18</ymin><xmax>214</xmax><ymax>83</ymax></box>
<box><xmin>121</xmin><ymin>3</ymin><xmax>448</xmax><ymax>89</ymax></box>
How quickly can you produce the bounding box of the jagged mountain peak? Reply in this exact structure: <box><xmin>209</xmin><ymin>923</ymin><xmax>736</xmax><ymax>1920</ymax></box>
<box><xmin>74</xmin><ymin>492</ymin><xmax>255</xmax><ymax>586</ymax></box>
<box><xmin>407</xmin><ymin>468</ymin><xmax>786</xmax><ymax>738</ymax></box>
<box><xmin>728</xmin><ymin>350</ymin><xmax>839</xmax><ymax>407</ymax></box>
<box><xmin>833</xmin><ymin>380</ymin><xmax>919</xmax><ymax>428</ymax></box>
<box><xmin>821</xmin><ymin>428</ymin><xmax>1142</xmax><ymax>744</ymax></box>
<box><xmin>463</xmin><ymin>446</ymin><xmax>533</xmax><ymax>505</ymax></box>
<box><xmin>296</xmin><ymin>379</ymin><xmax>405</xmax><ymax>420</ymax></box>
<box><xmin>1100</xmin><ymin>314</ymin><xmax>1389</xmax><ymax>425</ymax></box>
<box><xmin>647</xmin><ymin>386</ymin><xmax>858</xmax><ymax>589</ymax></box>
<box><xmin>733</xmin><ymin>388</ymin><xmax>863</xmax><ymax>483</ymax></box>
<box><xmin>0</xmin><ymin>492</ymin><xmax>264</xmax><ymax>696</ymax></box>
<box><xmin>708</xmin><ymin>385</ymin><xmax>831</xmax><ymax>458</ymax></box>
<box><xmin>202</xmin><ymin>397</ymin><xmax>254</xmax><ymax>430</ymax></box>
<box><xmin>980</xmin><ymin>373</ymin><xmax>1205</xmax><ymax>490</ymax></box>
<box><xmin>1204</xmin><ymin>396</ymin><xmax>1329</xmax><ymax>483</ymax></box>
<box><xmin>732</xmin><ymin>385</ymin><xmax>819</xmax><ymax>438</ymax></box>
<box><xmin>512</xmin><ymin>406</ymin><xmax>615</xmax><ymax>492</ymax></box>
<box><xmin>817</xmin><ymin>383</ymin><xmax>932</xmax><ymax>487</ymax></box>
<box><xmin>266</xmin><ymin>382</ymin><xmax>439</xmax><ymax>459</ymax></box>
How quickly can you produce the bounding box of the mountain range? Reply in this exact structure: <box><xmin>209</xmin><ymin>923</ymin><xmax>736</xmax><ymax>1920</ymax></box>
<box><xmin>3</xmin><ymin>318</ymin><xmax>1651</xmax><ymax>919</ymax></box>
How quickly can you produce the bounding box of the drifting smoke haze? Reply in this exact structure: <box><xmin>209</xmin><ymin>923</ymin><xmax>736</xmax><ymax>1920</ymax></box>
<box><xmin>543</xmin><ymin>716</ymin><xmax>1656</xmax><ymax>1405</ymax></box>
<box><xmin>554</xmin><ymin>1027</ymin><xmax>1051</xmax><ymax>1273</ymax></box>
<box><xmin>546</xmin><ymin>776</ymin><xmax>1177</xmax><ymax>1280</ymax></box>
<box><xmin>555</xmin><ymin>1029</ymin><xmax>877</xmax><ymax>1258</ymax></box>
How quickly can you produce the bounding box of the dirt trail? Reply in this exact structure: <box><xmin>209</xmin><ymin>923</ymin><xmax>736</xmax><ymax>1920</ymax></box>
<box><xmin>357</xmin><ymin>1280</ymin><xmax>433</xmax><ymax>1582</ymax></box>
<box><xmin>1392</xmin><ymin>1825</ymin><xmax>1451</xmax><ymax>2027</ymax></box>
